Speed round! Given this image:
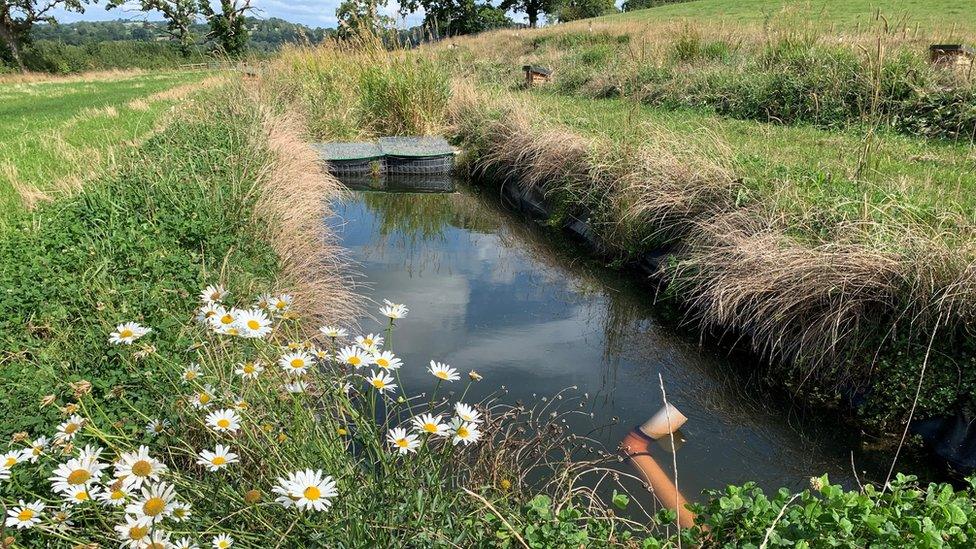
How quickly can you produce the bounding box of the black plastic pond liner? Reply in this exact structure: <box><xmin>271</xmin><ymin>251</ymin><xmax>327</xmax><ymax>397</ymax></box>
<box><xmin>912</xmin><ymin>409</ymin><xmax>976</xmax><ymax>474</ymax></box>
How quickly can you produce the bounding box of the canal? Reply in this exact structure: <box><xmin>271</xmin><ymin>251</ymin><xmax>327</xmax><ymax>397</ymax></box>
<box><xmin>329</xmin><ymin>178</ymin><xmax>908</xmax><ymax>504</ymax></box>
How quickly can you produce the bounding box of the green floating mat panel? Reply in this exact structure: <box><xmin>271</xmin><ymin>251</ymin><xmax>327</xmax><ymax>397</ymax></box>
<box><xmin>378</xmin><ymin>136</ymin><xmax>454</xmax><ymax>158</ymax></box>
<box><xmin>311</xmin><ymin>142</ymin><xmax>384</xmax><ymax>161</ymax></box>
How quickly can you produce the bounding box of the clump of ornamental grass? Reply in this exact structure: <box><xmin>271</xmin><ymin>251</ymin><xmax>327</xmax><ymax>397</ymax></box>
<box><xmin>0</xmin><ymin>285</ymin><xmax>650</xmax><ymax>547</ymax></box>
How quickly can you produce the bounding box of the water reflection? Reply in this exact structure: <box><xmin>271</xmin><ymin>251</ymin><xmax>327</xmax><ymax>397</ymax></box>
<box><xmin>330</xmin><ymin>181</ymin><xmax>904</xmax><ymax>501</ymax></box>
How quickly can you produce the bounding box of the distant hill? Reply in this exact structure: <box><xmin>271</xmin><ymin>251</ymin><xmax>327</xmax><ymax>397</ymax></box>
<box><xmin>31</xmin><ymin>17</ymin><xmax>334</xmax><ymax>52</ymax></box>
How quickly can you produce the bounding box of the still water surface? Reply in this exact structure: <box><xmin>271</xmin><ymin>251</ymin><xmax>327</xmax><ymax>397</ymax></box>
<box><xmin>329</xmin><ymin>180</ymin><xmax>900</xmax><ymax>501</ymax></box>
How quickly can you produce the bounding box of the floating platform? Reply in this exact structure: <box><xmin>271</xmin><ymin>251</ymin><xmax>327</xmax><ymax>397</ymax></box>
<box><xmin>313</xmin><ymin>137</ymin><xmax>455</xmax><ymax>178</ymax></box>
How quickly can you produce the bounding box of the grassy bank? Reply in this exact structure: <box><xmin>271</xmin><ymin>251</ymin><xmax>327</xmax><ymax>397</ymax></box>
<box><xmin>0</xmin><ymin>70</ymin><xmax>216</xmax><ymax>224</ymax></box>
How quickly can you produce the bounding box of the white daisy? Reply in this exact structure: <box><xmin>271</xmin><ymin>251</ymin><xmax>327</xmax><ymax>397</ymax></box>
<box><xmin>271</xmin><ymin>294</ymin><xmax>293</xmax><ymax>314</ymax></box>
<box><xmin>313</xmin><ymin>348</ymin><xmax>329</xmax><ymax>361</ymax></box>
<box><xmin>284</xmin><ymin>380</ymin><xmax>309</xmax><ymax>394</ymax></box>
<box><xmin>213</xmin><ymin>533</ymin><xmax>234</xmax><ymax>549</ymax></box>
<box><xmin>182</xmin><ymin>363</ymin><xmax>202</xmax><ymax>384</ymax></box>
<box><xmin>125</xmin><ymin>481</ymin><xmax>176</xmax><ymax>523</ymax></box>
<box><xmin>200</xmin><ymin>284</ymin><xmax>228</xmax><ymax>303</ymax></box>
<box><xmin>5</xmin><ymin>500</ymin><xmax>43</xmax><ymax>529</ymax></box>
<box><xmin>428</xmin><ymin>361</ymin><xmax>460</xmax><ymax>382</ymax></box>
<box><xmin>372</xmin><ymin>350</ymin><xmax>402</xmax><ymax>371</ymax></box>
<box><xmin>454</xmin><ymin>402</ymin><xmax>482</xmax><ymax>423</ymax></box>
<box><xmin>146</xmin><ymin>419</ymin><xmax>170</xmax><ymax>437</ymax></box>
<box><xmin>98</xmin><ymin>481</ymin><xmax>132</xmax><ymax>506</ymax></box>
<box><xmin>190</xmin><ymin>385</ymin><xmax>216</xmax><ymax>409</ymax></box>
<box><xmin>208</xmin><ymin>306</ymin><xmax>239</xmax><ymax>332</ymax></box>
<box><xmin>411</xmin><ymin>413</ymin><xmax>449</xmax><ymax>437</ymax></box>
<box><xmin>367</xmin><ymin>370</ymin><xmax>397</xmax><ymax>394</ymax></box>
<box><xmin>2</xmin><ymin>450</ymin><xmax>23</xmax><ymax>469</ymax></box>
<box><xmin>59</xmin><ymin>483</ymin><xmax>101</xmax><ymax>505</ymax></box>
<box><xmin>337</xmin><ymin>345</ymin><xmax>371</xmax><ymax>368</ymax></box>
<box><xmin>319</xmin><ymin>325</ymin><xmax>348</xmax><ymax>338</ymax></box>
<box><xmin>170</xmin><ymin>501</ymin><xmax>193</xmax><ymax>522</ymax></box>
<box><xmin>142</xmin><ymin>530</ymin><xmax>172</xmax><ymax>549</ymax></box>
<box><xmin>197</xmin><ymin>444</ymin><xmax>239</xmax><ymax>472</ymax></box>
<box><xmin>206</xmin><ymin>409</ymin><xmax>241</xmax><ymax>434</ymax></box>
<box><xmin>355</xmin><ymin>333</ymin><xmax>384</xmax><ymax>351</ymax></box>
<box><xmin>49</xmin><ymin>504</ymin><xmax>73</xmax><ymax>532</ymax></box>
<box><xmin>272</xmin><ymin>469</ymin><xmax>338</xmax><ymax>512</ymax></box>
<box><xmin>49</xmin><ymin>453</ymin><xmax>108</xmax><ymax>493</ymax></box>
<box><xmin>279</xmin><ymin>351</ymin><xmax>314</xmax><ymax>376</ymax></box>
<box><xmin>235</xmin><ymin>360</ymin><xmax>264</xmax><ymax>380</ymax></box>
<box><xmin>25</xmin><ymin>435</ymin><xmax>48</xmax><ymax>462</ymax></box>
<box><xmin>387</xmin><ymin>427</ymin><xmax>420</xmax><ymax>455</ymax></box>
<box><xmin>236</xmin><ymin>308</ymin><xmax>272</xmax><ymax>338</ymax></box>
<box><xmin>0</xmin><ymin>465</ymin><xmax>9</xmax><ymax>482</ymax></box>
<box><xmin>115</xmin><ymin>446</ymin><xmax>167</xmax><ymax>489</ymax></box>
<box><xmin>55</xmin><ymin>414</ymin><xmax>85</xmax><ymax>442</ymax></box>
<box><xmin>114</xmin><ymin>515</ymin><xmax>152</xmax><ymax>547</ymax></box>
<box><xmin>196</xmin><ymin>302</ymin><xmax>221</xmax><ymax>325</ymax></box>
<box><xmin>173</xmin><ymin>537</ymin><xmax>200</xmax><ymax>549</ymax></box>
<box><xmin>109</xmin><ymin>322</ymin><xmax>151</xmax><ymax>345</ymax></box>
<box><xmin>450</xmin><ymin>419</ymin><xmax>482</xmax><ymax>446</ymax></box>
<box><xmin>379</xmin><ymin>299</ymin><xmax>408</xmax><ymax>319</ymax></box>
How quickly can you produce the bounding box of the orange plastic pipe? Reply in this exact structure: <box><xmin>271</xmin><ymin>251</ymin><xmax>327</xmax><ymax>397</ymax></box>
<box><xmin>620</xmin><ymin>429</ymin><xmax>696</xmax><ymax>529</ymax></box>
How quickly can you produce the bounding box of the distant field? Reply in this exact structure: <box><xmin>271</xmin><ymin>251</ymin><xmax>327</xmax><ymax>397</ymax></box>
<box><xmin>602</xmin><ymin>0</ymin><xmax>976</xmax><ymax>37</ymax></box>
<box><xmin>0</xmin><ymin>70</ymin><xmax>210</xmax><ymax>224</ymax></box>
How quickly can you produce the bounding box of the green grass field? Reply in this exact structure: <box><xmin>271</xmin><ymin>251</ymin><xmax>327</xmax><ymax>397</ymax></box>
<box><xmin>0</xmin><ymin>71</ymin><xmax>210</xmax><ymax>224</ymax></box>
<box><xmin>527</xmin><ymin>90</ymin><xmax>976</xmax><ymax>247</ymax></box>
<box><xmin>602</xmin><ymin>0</ymin><xmax>976</xmax><ymax>36</ymax></box>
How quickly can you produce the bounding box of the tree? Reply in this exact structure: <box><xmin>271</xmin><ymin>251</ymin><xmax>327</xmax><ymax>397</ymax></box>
<box><xmin>109</xmin><ymin>0</ymin><xmax>198</xmax><ymax>56</ymax></box>
<box><xmin>335</xmin><ymin>0</ymin><xmax>391</xmax><ymax>40</ymax></box>
<box><xmin>546</xmin><ymin>0</ymin><xmax>614</xmax><ymax>23</ymax></box>
<box><xmin>399</xmin><ymin>0</ymin><xmax>510</xmax><ymax>37</ymax></box>
<box><xmin>199</xmin><ymin>0</ymin><xmax>252</xmax><ymax>57</ymax></box>
<box><xmin>0</xmin><ymin>0</ymin><xmax>92</xmax><ymax>71</ymax></box>
<box><xmin>621</xmin><ymin>0</ymin><xmax>685</xmax><ymax>11</ymax></box>
<box><xmin>498</xmin><ymin>0</ymin><xmax>551</xmax><ymax>28</ymax></box>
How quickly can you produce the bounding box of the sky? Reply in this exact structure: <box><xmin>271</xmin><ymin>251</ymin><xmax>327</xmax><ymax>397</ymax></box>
<box><xmin>50</xmin><ymin>0</ymin><xmax>462</xmax><ymax>29</ymax></box>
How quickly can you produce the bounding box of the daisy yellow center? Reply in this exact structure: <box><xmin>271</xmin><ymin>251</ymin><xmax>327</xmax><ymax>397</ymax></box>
<box><xmin>131</xmin><ymin>460</ymin><xmax>152</xmax><ymax>477</ymax></box>
<box><xmin>220</xmin><ymin>314</ymin><xmax>234</xmax><ymax>325</ymax></box>
<box><xmin>111</xmin><ymin>490</ymin><xmax>125</xmax><ymax>500</ymax></box>
<box><xmin>119</xmin><ymin>329</ymin><xmax>134</xmax><ymax>338</ymax></box>
<box><xmin>348</xmin><ymin>356</ymin><xmax>361</xmax><ymax>366</ymax></box>
<box><xmin>67</xmin><ymin>469</ymin><xmax>91</xmax><ymax>485</ymax></box>
<box><xmin>185</xmin><ymin>371</ymin><xmax>197</xmax><ymax>380</ymax></box>
<box><xmin>129</xmin><ymin>525</ymin><xmax>149</xmax><ymax>540</ymax></box>
<box><xmin>456</xmin><ymin>426</ymin><xmax>469</xmax><ymax>438</ymax></box>
<box><xmin>363</xmin><ymin>339</ymin><xmax>373</xmax><ymax>346</ymax></box>
<box><xmin>276</xmin><ymin>301</ymin><xmax>286</xmax><ymax>309</ymax></box>
<box><xmin>244</xmin><ymin>364</ymin><xmax>255</xmax><ymax>373</ymax></box>
<box><xmin>64</xmin><ymin>423</ymin><xmax>79</xmax><ymax>434</ymax></box>
<box><xmin>173</xmin><ymin>507</ymin><xmax>187</xmax><ymax>517</ymax></box>
<box><xmin>205</xmin><ymin>310</ymin><xmax>216</xmax><ymax>318</ymax></box>
<box><xmin>212</xmin><ymin>456</ymin><xmax>227</xmax><ymax>466</ymax></box>
<box><xmin>396</xmin><ymin>438</ymin><xmax>409</xmax><ymax>448</ymax></box>
<box><xmin>32</xmin><ymin>447</ymin><xmax>42</xmax><ymax>456</ymax></box>
<box><xmin>290</xmin><ymin>358</ymin><xmax>305</xmax><ymax>369</ymax></box>
<box><xmin>143</xmin><ymin>496</ymin><xmax>165</xmax><ymax>516</ymax></box>
<box><xmin>424</xmin><ymin>423</ymin><xmax>438</xmax><ymax>433</ymax></box>
<box><xmin>247</xmin><ymin>319</ymin><xmax>260</xmax><ymax>330</ymax></box>
<box><xmin>303</xmin><ymin>486</ymin><xmax>321</xmax><ymax>501</ymax></box>
<box><xmin>217</xmin><ymin>418</ymin><xmax>231</xmax><ymax>429</ymax></box>
<box><xmin>75</xmin><ymin>491</ymin><xmax>89</xmax><ymax>501</ymax></box>
<box><xmin>199</xmin><ymin>393</ymin><xmax>211</xmax><ymax>404</ymax></box>
<box><xmin>17</xmin><ymin>509</ymin><xmax>34</xmax><ymax>521</ymax></box>
<box><xmin>218</xmin><ymin>542</ymin><xmax>231</xmax><ymax>549</ymax></box>
<box><xmin>435</xmin><ymin>371</ymin><xmax>449</xmax><ymax>380</ymax></box>
<box><xmin>4</xmin><ymin>457</ymin><xmax>16</xmax><ymax>467</ymax></box>
<box><xmin>372</xmin><ymin>379</ymin><xmax>385</xmax><ymax>388</ymax></box>
<box><xmin>376</xmin><ymin>358</ymin><xmax>389</xmax><ymax>368</ymax></box>
<box><xmin>146</xmin><ymin>543</ymin><xmax>166</xmax><ymax>549</ymax></box>
<box><xmin>211</xmin><ymin>292</ymin><xmax>222</xmax><ymax>300</ymax></box>
<box><xmin>154</xmin><ymin>425</ymin><xmax>164</xmax><ymax>433</ymax></box>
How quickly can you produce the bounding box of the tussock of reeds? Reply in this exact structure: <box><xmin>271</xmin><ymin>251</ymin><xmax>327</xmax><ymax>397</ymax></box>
<box><xmin>247</xmin><ymin>93</ymin><xmax>360</xmax><ymax>327</ymax></box>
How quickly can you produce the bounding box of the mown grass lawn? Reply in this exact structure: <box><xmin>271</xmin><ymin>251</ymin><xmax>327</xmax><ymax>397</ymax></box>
<box><xmin>0</xmin><ymin>70</ymin><xmax>210</xmax><ymax>225</ymax></box>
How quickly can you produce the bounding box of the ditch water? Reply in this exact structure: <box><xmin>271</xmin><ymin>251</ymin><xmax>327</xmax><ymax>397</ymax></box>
<box><xmin>328</xmin><ymin>177</ymin><xmax>911</xmax><ymax>503</ymax></box>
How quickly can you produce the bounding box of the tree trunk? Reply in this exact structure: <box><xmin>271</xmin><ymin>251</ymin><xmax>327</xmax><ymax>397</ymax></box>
<box><xmin>528</xmin><ymin>9</ymin><xmax>538</xmax><ymax>28</ymax></box>
<box><xmin>0</xmin><ymin>19</ymin><xmax>26</xmax><ymax>72</ymax></box>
